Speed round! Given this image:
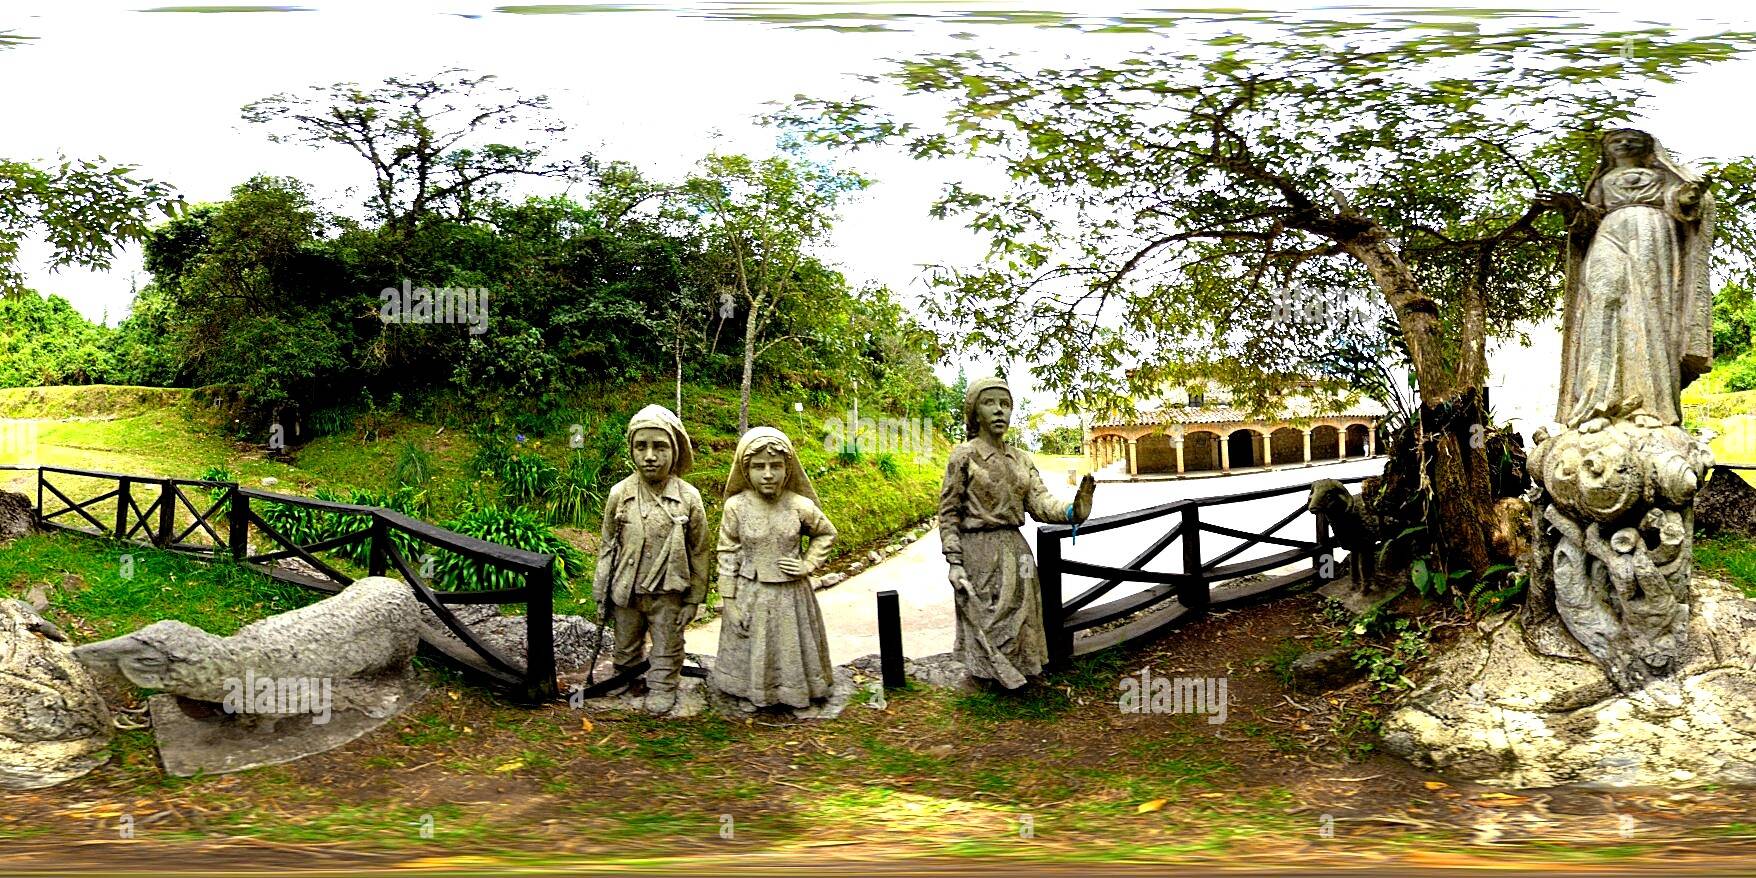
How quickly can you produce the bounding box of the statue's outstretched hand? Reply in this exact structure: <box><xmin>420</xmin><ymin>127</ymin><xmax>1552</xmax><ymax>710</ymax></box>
<box><xmin>1074</xmin><ymin>474</ymin><xmax>1096</xmax><ymax>523</ymax></box>
<box><xmin>1536</xmin><ymin>190</ymin><xmax>1586</xmax><ymax>218</ymax></box>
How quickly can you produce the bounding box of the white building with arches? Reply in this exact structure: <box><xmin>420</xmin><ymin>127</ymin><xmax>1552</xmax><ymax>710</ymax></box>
<box><xmin>1085</xmin><ymin>386</ymin><xmax>1386</xmax><ymax>478</ymax></box>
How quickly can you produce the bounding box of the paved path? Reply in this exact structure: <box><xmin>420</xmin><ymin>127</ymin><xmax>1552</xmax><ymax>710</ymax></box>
<box><xmin>686</xmin><ymin>457</ymin><xmax>1381</xmax><ymax>662</ymax></box>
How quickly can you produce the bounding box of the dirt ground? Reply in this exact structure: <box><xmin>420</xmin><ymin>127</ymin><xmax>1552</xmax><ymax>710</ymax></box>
<box><xmin>4</xmin><ymin>593</ymin><xmax>1755</xmax><ymax>875</ymax></box>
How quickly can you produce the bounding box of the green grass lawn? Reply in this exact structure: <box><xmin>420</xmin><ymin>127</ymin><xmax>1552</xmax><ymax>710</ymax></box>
<box><xmin>0</xmin><ymin>531</ymin><xmax>320</xmax><ymax>640</ymax></box>
<box><xmin>1695</xmin><ymin>534</ymin><xmax>1756</xmax><ymax>597</ymax></box>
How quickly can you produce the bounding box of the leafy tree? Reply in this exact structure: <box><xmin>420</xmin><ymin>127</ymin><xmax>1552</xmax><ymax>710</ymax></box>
<box><xmin>0</xmin><ymin>293</ymin><xmax>114</xmax><ymax>387</ymax></box>
<box><xmin>1038</xmin><ymin>425</ymin><xmax>1086</xmax><ymax>456</ymax></box>
<box><xmin>682</xmin><ymin>149</ymin><xmax>869</xmax><ymax>432</ymax></box>
<box><xmin>1714</xmin><ymin>281</ymin><xmax>1754</xmax><ymax>360</ymax></box>
<box><xmin>141</xmin><ymin>176</ymin><xmax>358</xmax><ymax>430</ymax></box>
<box><xmin>242</xmin><ymin>69</ymin><xmax>591</xmax><ymax>233</ymax></box>
<box><xmin>783</xmin><ymin>22</ymin><xmax>1756</xmax><ymax>572</ymax></box>
<box><xmin>0</xmin><ymin>33</ymin><xmax>178</xmax><ymax>296</ymax></box>
<box><xmin>0</xmin><ymin>157</ymin><xmax>178</xmax><ymax>297</ymax></box>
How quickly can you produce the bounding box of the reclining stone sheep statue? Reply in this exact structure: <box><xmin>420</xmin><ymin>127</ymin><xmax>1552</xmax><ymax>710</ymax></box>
<box><xmin>0</xmin><ymin>599</ymin><xmax>112</xmax><ymax>789</ymax></box>
<box><xmin>73</xmin><ymin>576</ymin><xmax>428</xmax><ymax>776</ymax></box>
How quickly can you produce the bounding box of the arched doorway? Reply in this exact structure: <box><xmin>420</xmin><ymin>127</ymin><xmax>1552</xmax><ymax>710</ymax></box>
<box><xmin>1269</xmin><ymin>427</ymin><xmax>1304</xmax><ymax>466</ymax></box>
<box><xmin>1184</xmin><ymin>430</ymin><xmax>1219</xmax><ymax>472</ymax></box>
<box><xmin>1227</xmin><ymin>429</ymin><xmax>1260</xmax><ymax>469</ymax></box>
<box><xmin>1311</xmin><ymin>425</ymin><xmax>1340</xmax><ymax>461</ymax></box>
<box><xmin>1345</xmin><ymin>423</ymin><xmax>1370</xmax><ymax>457</ymax></box>
<box><xmin>1136</xmin><ymin>433</ymin><xmax>1175</xmax><ymax>473</ymax></box>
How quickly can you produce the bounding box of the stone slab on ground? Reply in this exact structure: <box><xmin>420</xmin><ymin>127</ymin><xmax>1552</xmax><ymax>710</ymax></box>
<box><xmin>847</xmin><ymin>651</ymin><xmax>982</xmax><ymax>693</ymax></box>
<box><xmin>572</xmin><ymin>664</ymin><xmax>867</xmax><ymax>720</ymax></box>
<box><xmin>1382</xmin><ymin>575</ymin><xmax>1756</xmax><ymax>788</ymax></box>
<box><xmin>149</xmin><ymin>670</ymin><xmax>427</xmax><ymax>777</ymax></box>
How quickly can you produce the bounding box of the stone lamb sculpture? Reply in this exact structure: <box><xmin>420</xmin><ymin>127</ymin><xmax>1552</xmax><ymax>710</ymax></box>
<box><xmin>75</xmin><ymin>576</ymin><xmax>421</xmax><ymax>716</ymax></box>
<box><xmin>0</xmin><ymin>599</ymin><xmax>112</xmax><ymax>789</ymax></box>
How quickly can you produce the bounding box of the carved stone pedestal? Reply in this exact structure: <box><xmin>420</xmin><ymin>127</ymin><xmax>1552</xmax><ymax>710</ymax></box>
<box><xmin>1526</xmin><ymin>420</ymin><xmax>1713</xmax><ymax>692</ymax></box>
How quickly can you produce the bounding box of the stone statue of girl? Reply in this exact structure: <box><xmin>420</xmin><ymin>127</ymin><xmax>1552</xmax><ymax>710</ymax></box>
<box><xmin>1540</xmin><ymin>128</ymin><xmax>1714</xmax><ymax>431</ymax></box>
<box><xmin>939</xmin><ymin>376</ymin><xmax>1094</xmax><ymax>689</ymax></box>
<box><xmin>712</xmin><ymin>427</ymin><xmax>838</xmax><ymax>709</ymax></box>
<box><xmin>592</xmin><ymin>405</ymin><xmax>710</xmax><ymax>714</ymax></box>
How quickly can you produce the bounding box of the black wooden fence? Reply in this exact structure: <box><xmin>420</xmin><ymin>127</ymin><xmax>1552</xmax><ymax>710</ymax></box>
<box><xmin>1037</xmin><ymin>476</ymin><xmax>1365</xmax><ymax>667</ymax></box>
<box><xmin>16</xmin><ymin>465</ymin><xmax>557</xmax><ymax>703</ymax></box>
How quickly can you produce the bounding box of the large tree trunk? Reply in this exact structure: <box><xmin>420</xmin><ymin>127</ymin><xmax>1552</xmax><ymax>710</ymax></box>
<box><xmin>1423</xmin><ymin>388</ymin><xmax>1500</xmax><ymax>575</ymax></box>
<box><xmin>739</xmin><ymin>305</ymin><xmax>757</xmax><ymax>435</ymax></box>
<box><xmin>1346</xmin><ymin>228</ymin><xmax>1512</xmax><ymax>576</ymax></box>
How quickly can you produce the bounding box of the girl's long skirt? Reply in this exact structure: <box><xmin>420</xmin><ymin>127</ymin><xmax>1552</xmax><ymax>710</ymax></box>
<box><xmin>953</xmin><ymin>528</ymin><xmax>1048</xmax><ymax>688</ymax></box>
<box><xmin>712</xmin><ymin>575</ymin><xmax>835</xmax><ymax>708</ymax></box>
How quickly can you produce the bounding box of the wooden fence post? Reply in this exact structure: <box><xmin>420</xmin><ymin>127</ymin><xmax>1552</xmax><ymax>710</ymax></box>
<box><xmin>114</xmin><ymin>477</ymin><xmax>131</xmax><ymax>540</ymax></box>
<box><xmin>156</xmin><ymin>480</ymin><xmax>174</xmax><ymax>548</ymax></box>
<box><xmin>523</xmin><ymin>559</ymin><xmax>558</xmax><ymax>704</ymax></box>
<box><xmin>876</xmin><ymin>590</ymin><xmax>905</xmax><ymax>689</ymax></box>
<box><xmin>228</xmin><ymin>487</ymin><xmax>248</xmax><ymax>561</ymax></box>
<box><xmin>1178</xmin><ymin>504</ymin><xmax>1209</xmax><ymax>611</ymax></box>
<box><xmin>368</xmin><ymin>515</ymin><xmax>389</xmax><ymax>577</ymax></box>
<box><xmin>1037</xmin><ymin>529</ymin><xmax>1071</xmax><ymax>669</ymax></box>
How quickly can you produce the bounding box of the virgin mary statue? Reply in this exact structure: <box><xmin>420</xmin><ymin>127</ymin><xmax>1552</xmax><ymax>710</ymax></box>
<box><xmin>1554</xmin><ymin>128</ymin><xmax>1714</xmax><ymax>430</ymax></box>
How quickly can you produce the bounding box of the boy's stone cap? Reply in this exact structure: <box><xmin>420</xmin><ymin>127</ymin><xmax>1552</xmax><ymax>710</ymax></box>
<box><xmin>626</xmin><ymin>404</ymin><xmax>694</xmax><ymax>476</ymax></box>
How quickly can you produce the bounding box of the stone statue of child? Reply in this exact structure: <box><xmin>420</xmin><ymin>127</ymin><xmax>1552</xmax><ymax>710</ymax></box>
<box><xmin>593</xmin><ymin>405</ymin><xmax>710</xmax><ymax>714</ymax></box>
<box><xmin>711</xmin><ymin>427</ymin><xmax>838</xmax><ymax>709</ymax></box>
<box><xmin>939</xmin><ymin>376</ymin><xmax>1094</xmax><ymax>689</ymax></box>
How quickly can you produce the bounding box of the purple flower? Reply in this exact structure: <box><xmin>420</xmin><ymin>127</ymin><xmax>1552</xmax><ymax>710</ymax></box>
<box><xmin>516</xmin><ymin>434</ymin><xmax>526</xmax><ymax>443</ymax></box>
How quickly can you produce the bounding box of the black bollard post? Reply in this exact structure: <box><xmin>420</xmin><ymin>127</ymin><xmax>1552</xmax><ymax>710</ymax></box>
<box><xmin>877</xmin><ymin>589</ymin><xmax>905</xmax><ymax>689</ymax></box>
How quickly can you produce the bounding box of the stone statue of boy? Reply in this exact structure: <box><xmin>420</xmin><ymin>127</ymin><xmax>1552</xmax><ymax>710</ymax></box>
<box><xmin>593</xmin><ymin>405</ymin><xmax>710</xmax><ymax>714</ymax></box>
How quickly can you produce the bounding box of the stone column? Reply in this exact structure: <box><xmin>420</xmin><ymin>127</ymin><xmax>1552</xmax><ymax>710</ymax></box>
<box><xmin>1173</xmin><ymin>439</ymin><xmax>1185</xmax><ymax>475</ymax></box>
<box><xmin>1367</xmin><ymin>427</ymin><xmax>1376</xmax><ymax>457</ymax></box>
<box><xmin>1220</xmin><ymin>435</ymin><xmax>1231</xmax><ymax>472</ymax></box>
<box><xmin>1126</xmin><ymin>438</ymin><xmax>1138</xmax><ymax>477</ymax></box>
<box><xmin>1303</xmin><ymin>428</ymin><xmax>1312</xmax><ymax>465</ymax></box>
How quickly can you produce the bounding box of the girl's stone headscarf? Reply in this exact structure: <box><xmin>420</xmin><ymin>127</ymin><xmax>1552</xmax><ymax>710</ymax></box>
<box><xmin>963</xmin><ymin>376</ymin><xmax>1013</xmax><ymax>441</ymax></box>
<box><xmin>724</xmin><ymin>427</ymin><xmax>819</xmax><ymax>504</ymax></box>
<box><xmin>625</xmin><ymin>404</ymin><xmax>694</xmax><ymax>476</ymax></box>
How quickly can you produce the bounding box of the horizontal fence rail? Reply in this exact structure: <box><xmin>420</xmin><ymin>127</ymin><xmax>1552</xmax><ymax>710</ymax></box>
<box><xmin>21</xmin><ymin>466</ymin><xmax>557</xmax><ymax>703</ymax></box>
<box><xmin>1037</xmin><ymin>476</ymin><xmax>1368</xmax><ymax>667</ymax></box>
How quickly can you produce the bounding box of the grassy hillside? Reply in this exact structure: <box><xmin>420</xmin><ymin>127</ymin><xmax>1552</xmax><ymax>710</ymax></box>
<box><xmin>0</xmin><ymin>382</ymin><xmax>951</xmax><ymax>614</ymax></box>
<box><xmin>1683</xmin><ymin>376</ymin><xmax>1756</xmax><ymax>482</ymax></box>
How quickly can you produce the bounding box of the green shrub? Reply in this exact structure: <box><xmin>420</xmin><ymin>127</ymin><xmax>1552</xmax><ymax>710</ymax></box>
<box><xmin>499</xmin><ymin>450</ymin><xmax>558</xmax><ymax>506</ymax></box>
<box><xmin>875</xmin><ymin>453</ymin><xmax>901</xmax><ymax>480</ymax></box>
<box><xmin>199</xmin><ymin>464</ymin><xmax>235</xmax><ymax>502</ymax></box>
<box><xmin>435</xmin><ymin>502</ymin><xmax>584</xmax><ymax>593</ymax></box>
<box><xmin>1723</xmin><ymin>352</ymin><xmax>1756</xmax><ymax>393</ymax></box>
<box><xmin>550</xmin><ymin>448</ymin><xmax>607</xmax><ymax>529</ymax></box>
<box><xmin>392</xmin><ymin>438</ymin><xmax>434</xmax><ymax>492</ymax></box>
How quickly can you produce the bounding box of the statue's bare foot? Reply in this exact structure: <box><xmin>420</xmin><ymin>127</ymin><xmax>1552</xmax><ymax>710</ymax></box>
<box><xmin>1632</xmin><ymin>414</ymin><xmax>1663</xmax><ymax>429</ymax></box>
<box><xmin>1579</xmin><ymin>417</ymin><xmax>1609</xmax><ymax>434</ymax></box>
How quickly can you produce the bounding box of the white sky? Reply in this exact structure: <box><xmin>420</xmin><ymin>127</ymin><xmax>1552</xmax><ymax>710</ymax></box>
<box><xmin>3</xmin><ymin>1</ymin><xmax>1754</xmax><ymax>429</ymax></box>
